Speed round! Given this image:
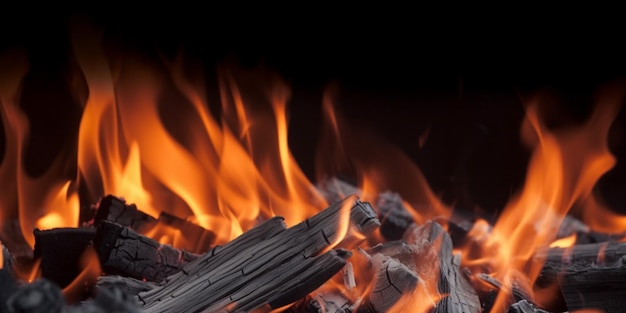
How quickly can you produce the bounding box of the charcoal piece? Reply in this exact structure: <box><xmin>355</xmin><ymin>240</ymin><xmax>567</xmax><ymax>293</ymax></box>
<box><xmin>33</xmin><ymin>228</ymin><xmax>96</xmax><ymax>288</ymax></box>
<box><xmin>377</xmin><ymin>192</ymin><xmax>415</xmax><ymax>241</ymax></box>
<box><xmin>508</xmin><ymin>300</ymin><xmax>553</xmax><ymax>313</ymax></box>
<box><xmin>408</xmin><ymin>221</ymin><xmax>481</xmax><ymax>313</ymax></box>
<box><xmin>93</xmin><ymin>195</ymin><xmax>157</xmax><ymax>233</ymax></box>
<box><xmin>97</xmin><ymin>275</ymin><xmax>159</xmax><ymax>296</ymax></box>
<box><xmin>573</xmin><ymin>230</ymin><xmax>626</xmax><ymax>244</ymax></box>
<box><xmin>109</xmin><ymin>196</ymin><xmax>379</xmax><ymax>313</ymax></box>
<box><xmin>316</xmin><ymin>177</ymin><xmax>361</xmax><ymax>204</ymax></box>
<box><xmin>361</xmin><ymin>254</ymin><xmax>418</xmax><ymax>313</ymax></box>
<box><xmin>559</xmin><ymin>256</ymin><xmax>626</xmax><ymax>312</ymax></box>
<box><xmin>94</xmin><ymin>221</ymin><xmax>199</xmax><ymax>282</ymax></box>
<box><xmin>287</xmin><ymin>293</ymin><xmax>354</xmax><ymax>313</ymax></box>
<box><xmin>72</xmin><ymin>284</ymin><xmax>142</xmax><ymax>313</ymax></box>
<box><xmin>6</xmin><ymin>278</ymin><xmax>64</xmax><ymax>313</ymax></box>
<box><xmin>535</xmin><ymin>241</ymin><xmax>626</xmax><ymax>288</ymax></box>
<box><xmin>475</xmin><ymin>272</ymin><xmax>535</xmax><ymax>311</ymax></box>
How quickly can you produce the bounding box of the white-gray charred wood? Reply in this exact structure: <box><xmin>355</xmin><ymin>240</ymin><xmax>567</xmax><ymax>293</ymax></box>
<box><xmin>94</xmin><ymin>221</ymin><xmax>199</xmax><ymax>282</ymax></box>
<box><xmin>359</xmin><ymin>254</ymin><xmax>418</xmax><ymax>313</ymax></box>
<box><xmin>123</xmin><ymin>196</ymin><xmax>379</xmax><ymax>313</ymax></box>
<box><xmin>508</xmin><ymin>300</ymin><xmax>553</xmax><ymax>313</ymax></box>
<box><xmin>408</xmin><ymin>221</ymin><xmax>481</xmax><ymax>313</ymax></box>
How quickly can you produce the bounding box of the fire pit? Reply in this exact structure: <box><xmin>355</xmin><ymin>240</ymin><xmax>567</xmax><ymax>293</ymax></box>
<box><xmin>1</xmin><ymin>12</ymin><xmax>626</xmax><ymax>313</ymax></box>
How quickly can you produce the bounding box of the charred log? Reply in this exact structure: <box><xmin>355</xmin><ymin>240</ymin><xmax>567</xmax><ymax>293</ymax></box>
<box><xmin>93</xmin><ymin>195</ymin><xmax>215</xmax><ymax>253</ymax></box>
<box><xmin>93</xmin><ymin>195</ymin><xmax>156</xmax><ymax>233</ymax></box>
<box><xmin>94</xmin><ymin>221</ymin><xmax>199</xmax><ymax>282</ymax></box>
<box><xmin>508</xmin><ymin>300</ymin><xmax>553</xmax><ymax>313</ymax></box>
<box><xmin>108</xmin><ymin>196</ymin><xmax>378</xmax><ymax>313</ymax></box>
<box><xmin>33</xmin><ymin>228</ymin><xmax>96</xmax><ymax>288</ymax></box>
<box><xmin>475</xmin><ymin>272</ymin><xmax>535</xmax><ymax>312</ymax></box>
<box><xmin>287</xmin><ymin>293</ymin><xmax>353</xmax><ymax>313</ymax></box>
<box><xmin>408</xmin><ymin>221</ymin><xmax>481</xmax><ymax>313</ymax></box>
<box><xmin>377</xmin><ymin>192</ymin><xmax>415</xmax><ymax>241</ymax></box>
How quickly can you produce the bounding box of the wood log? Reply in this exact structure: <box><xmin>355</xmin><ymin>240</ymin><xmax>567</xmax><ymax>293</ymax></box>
<box><xmin>93</xmin><ymin>195</ymin><xmax>215</xmax><ymax>253</ymax></box>
<box><xmin>559</xmin><ymin>261</ymin><xmax>626</xmax><ymax>312</ymax></box>
<box><xmin>108</xmin><ymin>195</ymin><xmax>378</xmax><ymax>313</ymax></box>
<box><xmin>93</xmin><ymin>195</ymin><xmax>157</xmax><ymax>233</ymax></box>
<box><xmin>475</xmin><ymin>272</ymin><xmax>535</xmax><ymax>312</ymax></box>
<box><xmin>407</xmin><ymin>221</ymin><xmax>481</xmax><ymax>313</ymax></box>
<box><xmin>316</xmin><ymin>177</ymin><xmax>360</xmax><ymax>205</ymax></box>
<box><xmin>94</xmin><ymin>221</ymin><xmax>200</xmax><ymax>282</ymax></box>
<box><xmin>535</xmin><ymin>241</ymin><xmax>626</xmax><ymax>288</ymax></box>
<box><xmin>33</xmin><ymin>228</ymin><xmax>96</xmax><ymax>288</ymax></box>
<box><xmin>377</xmin><ymin>192</ymin><xmax>415</xmax><ymax>241</ymax></box>
<box><xmin>287</xmin><ymin>293</ymin><xmax>353</xmax><ymax>313</ymax></box>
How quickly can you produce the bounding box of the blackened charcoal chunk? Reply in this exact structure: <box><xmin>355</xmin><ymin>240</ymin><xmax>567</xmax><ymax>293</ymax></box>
<box><xmin>7</xmin><ymin>279</ymin><xmax>64</xmax><ymax>313</ymax></box>
<box><xmin>377</xmin><ymin>192</ymin><xmax>414</xmax><ymax>240</ymax></box>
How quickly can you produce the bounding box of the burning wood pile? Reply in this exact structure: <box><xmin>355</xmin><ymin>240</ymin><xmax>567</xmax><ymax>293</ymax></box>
<box><xmin>2</xmin><ymin>176</ymin><xmax>626</xmax><ymax>313</ymax></box>
<box><xmin>2</xmin><ymin>19</ymin><xmax>626</xmax><ymax>313</ymax></box>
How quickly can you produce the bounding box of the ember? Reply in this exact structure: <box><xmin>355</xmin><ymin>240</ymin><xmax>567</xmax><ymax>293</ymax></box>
<box><xmin>1</xmin><ymin>13</ymin><xmax>626</xmax><ymax>313</ymax></box>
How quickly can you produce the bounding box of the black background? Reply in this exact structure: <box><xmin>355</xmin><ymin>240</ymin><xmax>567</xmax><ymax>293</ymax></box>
<box><xmin>1</xmin><ymin>8</ymin><xmax>625</xmax><ymax>217</ymax></box>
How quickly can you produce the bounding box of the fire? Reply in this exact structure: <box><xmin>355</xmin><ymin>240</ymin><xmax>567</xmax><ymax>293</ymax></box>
<box><xmin>462</xmin><ymin>87</ymin><xmax>624</xmax><ymax>312</ymax></box>
<box><xmin>70</xmin><ymin>22</ymin><xmax>326</xmax><ymax>245</ymax></box>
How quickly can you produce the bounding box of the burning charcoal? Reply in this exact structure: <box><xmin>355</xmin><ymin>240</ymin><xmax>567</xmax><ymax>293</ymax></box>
<box><xmin>6</xmin><ymin>278</ymin><xmax>64</xmax><ymax>313</ymax></box>
<box><xmin>407</xmin><ymin>221</ymin><xmax>481</xmax><ymax>313</ymax></box>
<box><xmin>110</xmin><ymin>196</ymin><xmax>379</xmax><ymax>313</ymax></box>
<box><xmin>536</xmin><ymin>244</ymin><xmax>626</xmax><ymax>313</ymax></box>
<box><xmin>377</xmin><ymin>191</ymin><xmax>415</xmax><ymax>241</ymax></box>
<box><xmin>97</xmin><ymin>275</ymin><xmax>159</xmax><ymax>296</ymax></box>
<box><xmin>94</xmin><ymin>221</ymin><xmax>199</xmax><ymax>282</ymax></box>
<box><xmin>559</xmin><ymin>259</ymin><xmax>626</xmax><ymax>312</ymax></box>
<box><xmin>359</xmin><ymin>254</ymin><xmax>418</xmax><ymax>313</ymax></box>
<box><xmin>93</xmin><ymin>195</ymin><xmax>215</xmax><ymax>253</ymax></box>
<box><xmin>508</xmin><ymin>300</ymin><xmax>554</xmax><ymax>313</ymax></box>
<box><xmin>316</xmin><ymin>176</ymin><xmax>360</xmax><ymax>204</ymax></box>
<box><xmin>93</xmin><ymin>195</ymin><xmax>156</xmax><ymax>233</ymax></box>
<box><xmin>288</xmin><ymin>293</ymin><xmax>353</xmax><ymax>313</ymax></box>
<box><xmin>475</xmin><ymin>272</ymin><xmax>535</xmax><ymax>311</ymax></box>
<box><xmin>33</xmin><ymin>228</ymin><xmax>96</xmax><ymax>288</ymax></box>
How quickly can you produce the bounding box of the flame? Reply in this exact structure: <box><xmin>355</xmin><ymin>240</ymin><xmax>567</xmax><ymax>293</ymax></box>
<box><xmin>69</xmin><ymin>22</ymin><xmax>327</xmax><ymax>246</ymax></box>
<box><xmin>549</xmin><ymin>233</ymin><xmax>577</xmax><ymax>248</ymax></box>
<box><xmin>62</xmin><ymin>246</ymin><xmax>102</xmax><ymax>304</ymax></box>
<box><xmin>0</xmin><ymin>49</ymin><xmax>79</xmax><ymax>248</ymax></box>
<box><xmin>317</xmin><ymin>86</ymin><xmax>451</xmax><ymax>224</ymax></box>
<box><xmin>462</xmin><ymin>88</ymin><xmax>623</xmax><ymax>312</ymax></box>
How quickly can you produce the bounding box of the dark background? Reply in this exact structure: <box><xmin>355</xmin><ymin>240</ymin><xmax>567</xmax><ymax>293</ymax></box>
<box><xmin>1</xmin><ymin>9</ymin><xmax>625</xmax><ymax>217</ymax></box>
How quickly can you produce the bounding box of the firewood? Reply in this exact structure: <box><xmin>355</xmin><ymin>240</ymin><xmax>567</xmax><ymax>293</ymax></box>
<box><xmin>93</xmin><ymin>195</ymin><xmax>157</xmax><ymax>233</ymax></box>
<box><xmin>377</xmin><ymin>192</ymin><xmax>415</xmax><ymax>241</ymax></box>
<box><xmin>110</xmin><ymin>195</ymin><xmax>378</xmax><ymax>313</ymax></box>
<box><xmin>33</xmin><ymin>228</ymin><xmax>96</xmax><ymax>288</ymax></box>
<box><xmin>94</xmin><ymin>221</ymin><xmax>199</xmax><ymax>282</ymax></box>
<box><xmin>475</xmin><ymin>272</ymin><xmax>535</xmax><ymax>312</ymax></box>
<box><xmin>556</xmin><ymin>215</ymin><xmax>589</xmax><ymax>239</ymax></box>
<box><xmin>287</xmin><ymin>293</ymin><xmax>353</xmax><ymax>313</ymax></box>
<box><xmin>508</xmin><ymin>300</ymin><xmax>553</xmax><ymax>313</ymax></box>
<box><xmin>558</xmin><ymin>261</ymin><xmax>626</xmax><ymax>312</ymax></box>
<box><xmin>407</xmin><ymin>221</ymin><xmax>481</xmax><ymax>313</ymax></box>
<box><xmin>93</xmin><ymin>195</ymin><xmax>215</xmax><ymax>253</ymax></box>
<box><xmin>535</xmin><ymin>241</ymin><xmax>626</xmax><ymax>288</ymax></box>
<box><xmin>316</xmin><ymin>177</ymin><xmax>361</xmax><ymax>204</ymax></box>
<box><xmin>357</xmin><ymin>253</ymin><xmax>419</xmax><ymax>313</ymax></box>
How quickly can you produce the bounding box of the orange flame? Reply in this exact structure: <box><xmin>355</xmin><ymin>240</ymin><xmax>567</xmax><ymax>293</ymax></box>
<box><xmin>463</xmin><ymin>87</ymin><xmax>623</xmax><ymax>312</ymax></box>
<box><xmin>549</xmin><ymin>233</ymin><xmax>577</xmax><ymax>248</ymax></box>
<box><xmin>69</xmin><ymin>22</ymin><xmax>327</xmax><ymax>246</ymax></box>
<box><xmin>62</xmin><ymin>246</ymin><xmax>102</xmax><ymax>304</ymax></box>
<box><xmin>0</xmin><ymin>49</ymin><xmax>79</xmax><ymax>248</ymax></box>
